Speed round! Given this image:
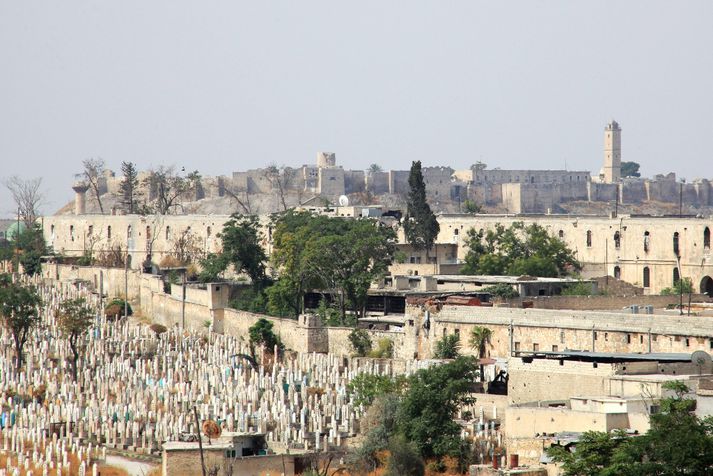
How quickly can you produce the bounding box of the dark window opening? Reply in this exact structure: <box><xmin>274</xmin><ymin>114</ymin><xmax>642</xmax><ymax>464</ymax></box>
<box><xmin>643</xmin><ymin>267</ymin><xmax>650</xmax><ymax>288</ymax></box>
<box><xmin>614</xmin><ymin>231</ymin><xmax>621</xmax><ymax>249</ymax></box>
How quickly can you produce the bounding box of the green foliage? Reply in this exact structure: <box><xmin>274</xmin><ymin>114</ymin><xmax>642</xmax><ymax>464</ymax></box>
<box><xmin>270</xmin><ymin>211</ymin><xmax>395</xmax><ymax>320</ymax></box>
<box><xmin>385</xmin><ymin>435</ymin><xmax>425</xmax><ymax>476</ymax></box>
<box><xmin>105</xmin><ymin>298</ymin><xmax>132</xmax><ymax>319</ymax></box>
<box><xmin>119</xmin><ymin>161</ymin><xmax>140</xmax><ymax>214</ymax></box>
<box><xmin>547</xmin><ymin>381</ymin><xmax>713</xmax><ymax>475</ymax></box>
<box><xmin>0</xmin><ymin>278</ymin><xmax>42</xmax><ymax>369</ymax></box>
<box><xmin>197</xmin><ymin>215</ymin><xmax>267</xmax><ymax>285</ymax></box>
<box><xmin>397</xmin><ymin>356</ymin><xmax>478</xmax><ymax>458</ymax></box>
<box><xmin>481</xmin><ymin>283</ymin><xmax>519</xmax><ymax>298</ymax></box>
<box><xmin>229</xmin><ymin>287</ymin><xmax>269</xmax><ymax>314</ymax></box>
<box><xmin>462</xmin><ymin>222</ymin><xmax>580</xmax><ymax>277</ymax></box>
<box><xmin>348</xmin><ymin>394</ymin><xmax>402</xmax><ymax>474</ymax></box>
<box><xmin>469</xmin><ymin>326</ymin><xmax>492</xmax><ymax>358</ymax></box>
<box><xmin>403</xmin><ymin>161</ymin><xmax>440</xmax><ymax>251</ymax></box>
<box><xmin>348</xmin><ymin>328</ymin><xmax>372</xmax><ymax>357</ymax></box>
<box><xmin>316</xmin><ymin>298</ymin><xmax>352</xmax><ymax>326</ymax></box>
<box><xmin>562</xmin><ymin>280</ymin><xmax>596</xmax><ymax>296</ymax></box>
<box><xmin>368</xmin><ymin>338</ymin><xmax>394</xmax><ymax>359</ymax></box>
<box><xmin>434</xmin><ymin>334</ymin><xmax>461</xmax><ymax>359</ymax></box>
<box><xmin>661</xmin><ymin>277</ymin><xmax>694</xmax><ymax>296</ymax></box>
<box><xmin>348</xmin><ymin>373</ymin><xmax>405</xmax><ymax>407</ymax></box>
<box><xmin>57</xmin><ymin>297</ymin><xmax>95</xmax><ymax>380</ymax></box>
<box><xmin>462</xmin><ymin>199</ymin><xmax>482</xmax><ymax>214</ymax></box>
<box><xmin>248</xmin><ymin>318</ymin><xmax>284</xmax><ymax>354</ymax></box>
<box><xmin>621</xmin><ymin>161</ymin><xmax>641</xmax><ymax>178</ymax></box>
<box><xmin>0</xmin><ymin>225</ymin><xmax>48</xmax><ymax>276</ymax></box>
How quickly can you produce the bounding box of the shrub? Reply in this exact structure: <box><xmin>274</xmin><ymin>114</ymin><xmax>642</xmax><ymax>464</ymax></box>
<box><xmin>248</xmin><ymin>318</ymin><xmax>284</xmax><ymax>354</ymax></box>
<box><xmin>481</xmin><ymin>283</ymin><xmax>519</xmax><ymax>299</ymax></box>
<box><xmin>385</xmin><ymin>435</ymin><xmax>425</xmax><ymax>476</ymax></box>
<box><xmin>434</xmin><ymin>334</ymin><xmax>460</xmax><ymax>359</ymax></box>
<box><xmin>561</xmin><ymin>280</ymin><xmax>596</xmax><ymax>296</ymax></box>
<box><xmin>368</xmin><ymin>338</ymin><xmax>394</xmax><ymax>358</ymax></box>
<box><xmin>105</xmin><ymin>298</ymin><xmax>132</xmax><ymax>319</ymax></box>
<box><xmin>349</xmin><ymin>328</ymin><xmax>372</xmax><ymax>357</ymax></box>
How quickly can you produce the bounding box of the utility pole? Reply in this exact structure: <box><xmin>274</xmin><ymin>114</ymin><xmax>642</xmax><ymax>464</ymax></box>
<box><xmin>193</xmin><ymin>406</ymin><xmax>207</xmax><ymax>476</ymax></box>
<box><xmin>124</xmin><ymin>247</ymin><xmax>129</xmax><ymax>318</ymax></box>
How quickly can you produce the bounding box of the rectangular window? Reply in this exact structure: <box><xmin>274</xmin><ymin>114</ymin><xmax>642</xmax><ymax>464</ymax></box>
<box><xmin>514</xmin><ymin>342</ymin><xmax>520</xmax><ymax>351</ymax></box>
<box><xmin>533</xmin><ymin>343</ymin><xmax>539</xmax><ymax>351</ymax></box>
<box><xmin>552</xmin><ymin>345</ymin><xmax>558</xmax><ymax>352</ymax></box>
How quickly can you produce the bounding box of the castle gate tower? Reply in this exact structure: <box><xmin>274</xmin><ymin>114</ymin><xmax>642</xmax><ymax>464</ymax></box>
<box><xmin>603</xmin><ymin>120</ymin><xmax>622</xmax><ymax>183</ymax></box>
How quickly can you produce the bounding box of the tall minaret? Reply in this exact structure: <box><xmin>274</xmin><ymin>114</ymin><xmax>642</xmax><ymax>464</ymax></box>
<box><xmin>603</xmin><ymin>119</ymin><xmax>621</xmax><ymax>183</ymax></box>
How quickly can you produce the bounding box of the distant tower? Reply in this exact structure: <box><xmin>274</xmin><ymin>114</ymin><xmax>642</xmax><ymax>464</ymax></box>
<box><xmin>316</xmin><ymin>152</ymin><xmax>336</xmax><ymax>168</ymax></box>
<box><xmin>72</xmin><ymin>180</ymin><xmax>89</xmax><ymax>215</ymax></box>
<box><xmin>603</xmin><ymin>120</ymin><xmax>621</xmax><ymax>183</ymax></box>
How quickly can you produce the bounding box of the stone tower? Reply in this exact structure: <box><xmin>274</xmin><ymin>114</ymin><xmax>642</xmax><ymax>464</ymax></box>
<box><xmin>603</xmin><ymin>120</ymin><xmax>621</xmax><ymax>183</ymax></box>
<box><xmin>72</xmin><ymin>180</ymin><xmax>89</xmax><ymax>215</ymax></box>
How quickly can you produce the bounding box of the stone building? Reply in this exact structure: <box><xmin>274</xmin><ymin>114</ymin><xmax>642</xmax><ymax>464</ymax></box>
<box><xmin>42</xmin><ymin>210</ymin><xmax>713</xmax><ymax>295</ymax></box>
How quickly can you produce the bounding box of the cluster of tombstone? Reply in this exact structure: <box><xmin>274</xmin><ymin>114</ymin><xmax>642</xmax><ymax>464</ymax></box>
<box><xmin>0</xmin><ymin>280</ymin><xmax>502</xmax><ymax>472</ymax></box>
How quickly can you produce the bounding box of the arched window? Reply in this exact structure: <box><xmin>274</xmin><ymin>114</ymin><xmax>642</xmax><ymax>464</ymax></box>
<box><xmin>454</xmin><ymin>228</ymin><xmax>459</xmax><ymax>236</ymax></box>
<box><xmin>50</xmin><ymin>225</ymin><xmax>55</xmax><ymax>241</ymax></box>
<box><xmin>165</xmin><ymin>226</ymin><xmax>171</xmax><ymax>240</ymax></box>
<box><xmin>673</xmin><ymin>267</ymin><xmax>680</xmax><ymax>285</ymax></box>
<box><xmin>643</xmin><ymin>267</ymin><xmax>650</xmax><ymax>288</ymax></box>
<box><xmin>87</xmin><ymin>225</ymin><xmax>93</xmax><ymax>236</ymax></box>
<box><xmin>614</xmin><ymin>266</ymin><xmax>621</xmax><ymax>280</ymax></box>
<box><xmin>586</xmin><ymin>230</ymin><xmax>592</xmax><ymax>247</ymax></box>
<box><xmin>558</xmin><ymin>230</ymin><xmax>564</xmax><ymax>239</ymax></box>
<box><xmin>207</xmin><ymin>226</ymin><xmax>212</xmax><ymax>238</ymax></box>
<box><xmin>127</xmin><ymin>225</ymin><xmax>132</xmax><ymax>239</ymax></box>
<box><xmin>705</xmin><ymin>227</ymin><xmax>711</xmax><ymax>250</ymax></box>
<box><xmin>107</xmin><ymin>226</ymin><xmax>112</xmax><ymax>240</ymax></box>
<box><xmin>146</xmin><ymin>226</ymin><xmax>151</xmax><ymax>240</ymax></box>
<box><xmin>70</xmin><ymin>225</ymin><xmax>75</xmax><ymax>242</ymax></box>
<box><xmin>673</xmin><ymin>232</ymin><xmax>680</xmax><ymax>256</ymax></box>
<box><xmin>644</xmin><ymin>231</ymin><xmax>650</xmax><ymax>253</ymax></box>
<box><xmin>614</xmin><ymin>231</ymin><xmax>621</xmax><ymax>249</ymax></box>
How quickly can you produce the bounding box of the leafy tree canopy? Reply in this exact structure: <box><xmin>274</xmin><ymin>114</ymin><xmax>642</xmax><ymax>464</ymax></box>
<box><xmin>548</xmin><ymin>381</ymin><xmax>713</xmax><ymax>476</ymax></box>
<box><xmin>621</xmin><ymin>161</ymin><xmax>641</xmax><ymax>178</ymax></box>
<box><xmin>270</xmin><ymin>211</ymin><xmax>396</xmax><ymax>321</ymax></box>
<box><xmin>248</xmin><ymin>318</ymin><xmax>284</xmax><ymax>354</ymax></box>
<box><xmin>0</xmin><ymin>278</ymin><xmax>42</xmax><ymax>369</ymax></box>
<box><xmin>462</xmin><ymin>222</ymin><xmax>580</xmax><ymax>277</ymax></box>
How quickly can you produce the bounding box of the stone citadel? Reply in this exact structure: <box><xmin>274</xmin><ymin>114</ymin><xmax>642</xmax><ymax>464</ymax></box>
<box><xmin>63</xmin><ymin>120</ymin><xmax>713</xmax><ymax>216</ymax></box>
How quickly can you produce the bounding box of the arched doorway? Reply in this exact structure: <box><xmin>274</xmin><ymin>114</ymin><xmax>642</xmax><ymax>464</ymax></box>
<box><xmin>701</xmin><ymin>276</ymin><xmax>713</xmax><ymax>296</ymax></box>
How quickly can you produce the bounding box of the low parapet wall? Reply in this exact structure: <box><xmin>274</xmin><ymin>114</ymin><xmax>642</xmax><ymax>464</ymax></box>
<box><xmin>502</xmin><ymin>294</ymin><xmax>710</xmax><ymax>311</ymax></box>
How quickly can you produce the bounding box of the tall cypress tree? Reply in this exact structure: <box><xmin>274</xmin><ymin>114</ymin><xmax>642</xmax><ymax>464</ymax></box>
<box><xmin>119</xmin><ymin>161</ymin><xmax>139</xmax><ymax>214</ymax></box>
<box><xmin>404</xmin><ymin>161</ymin><xmax>440</xmax><ymax>251</ymax></box>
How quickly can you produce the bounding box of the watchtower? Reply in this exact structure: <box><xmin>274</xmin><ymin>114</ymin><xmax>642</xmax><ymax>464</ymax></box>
<box><xmin>603</xmin><ymin>120</ymin><xmax>622</xmax><ymax>183</ymax></box>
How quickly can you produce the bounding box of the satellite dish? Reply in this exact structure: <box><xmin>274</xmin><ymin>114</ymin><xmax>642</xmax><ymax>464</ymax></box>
<box><xmin>338</xmin><ymin>195</ymin><xmax>349</xmax><ymax>206</ymax></box>
<box><xmin>202</xmin><ymin>419</ymin><xmax>222</xmax><ymax>443</ymax></box>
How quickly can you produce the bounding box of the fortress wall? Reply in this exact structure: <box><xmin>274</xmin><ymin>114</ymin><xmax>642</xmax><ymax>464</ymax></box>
<box><xmin>587</xmin><ymin>182</ymin><xmax>618</xmax><ymax>202</ymax></box>
<box><xmin>366</xmin><ymin>171</ymin><xmax>390</xmax><ymax>194</ymax></box>
<box><xmin>344</xmin><ymin>170</ymin><xmax>366</xmax><ymax>194</ymax></box>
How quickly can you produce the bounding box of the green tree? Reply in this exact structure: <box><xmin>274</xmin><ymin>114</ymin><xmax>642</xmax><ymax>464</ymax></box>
<box><xmin>57</xmin><ymin>297</ymin><xmax>95</xmax><ymax>380</ymax></box>
<box><xmin>270</xmin><ymin>211</ymin><xmax>395</xmax><ymax>320</ymax></box>
<box><xmin>0</xmin><ymin>279</ymin><xmax>42</xmax><ymax>370</ymax></box>
<box><xmin>398</xmin><ymin>356</ymin><xmax>478</xmax><ymax>458</ymax></box>
<box><xmin>434</xmin><ymin>334</ymin><xmax>461</xmax><ymax>359</ymax></box>
<box><xmin>12</xmin><ymin>225</ymin><xmax>47</xmax><ymax>276</ymax></box>
<box><xmin>385</xmin><ymin>435</ymin><xmax>425</xmax><ymax>476</ymax></box>
<box><xmin>548</xmin><ymin>381</ymin><xmax>713</xmax><ymax>476</ymax></box>
<box><xmin>119</xmin><ymin>161</ymin><xmax>140</xmax><ymax>214</ymax></box>
<box><xmin>202</xmin><ymin>214</ymin><xmax>268</xmax><ymax>287</ymax></box>
<box><xmin>348</xmin><ymin>328</ymin><xmax>372</xmax><ymax>357</ymax></box>
<box><xmin>462</xmin><ymin>222</ymin><xmax>580</xmax><ymax>277</ymax></box>
<box><xmin>621</xmin><ymin>161</ymin><xmax>641</xmax><ymax>178</ymax></box>
<box><xmin>248</xmin><ymin>318</ymin><xmax>284</xmax><ymax>355</ymax></box>
<box><xmin>403</xmin><ymin>161</ymin><xmax>440</xmax><ymax>252</ymax></box>
<box><xmin>348</xmin><ymin>373</ymin><xmax>405</xmax><ymax>407</ymax></box>
<box><xmin>469</xmin><ymin>326</ymin><xmax>492</xmax><ymax>358</ymax></box>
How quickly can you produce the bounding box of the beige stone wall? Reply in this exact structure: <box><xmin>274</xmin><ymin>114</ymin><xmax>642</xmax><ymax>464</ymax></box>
<box><xmin>506</xmin><ymin>406</ymin><xmax>627</xmax><ymax>438</ymax></box>
<box><xmin>439</xmin><ymin>214</ymin><xmax>713</xmax><ymax>294</ymax></box>
<box><xmin>163</xmin><ymin>450</ymin><xmax>295</xmax><ymax>476</ymax></box>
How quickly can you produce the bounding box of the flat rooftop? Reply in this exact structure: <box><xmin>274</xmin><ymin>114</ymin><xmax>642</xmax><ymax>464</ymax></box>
<box><xmin>515</xmin><ymin>350</ymin><xmax>696</xmax><ymax>363</ymax></box>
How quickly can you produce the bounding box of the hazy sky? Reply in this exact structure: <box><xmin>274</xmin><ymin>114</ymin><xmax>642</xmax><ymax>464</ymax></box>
<box><xmin>2</xmin><ymin>1</ymin><xmax>712</xmax><ymax>217</ymax></box>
